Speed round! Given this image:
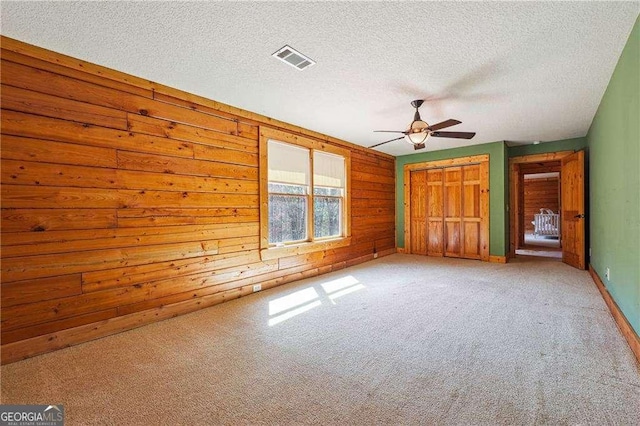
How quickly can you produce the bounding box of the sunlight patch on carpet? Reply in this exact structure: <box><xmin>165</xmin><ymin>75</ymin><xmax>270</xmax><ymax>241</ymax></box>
<box><xmin>267</xmin><ymin>275</ymin><xmax>365</xmax><ymax>325</ymax></box>
<box><xmin>269</xmin><ymin>287</ymin><xmax>320</xmax><ymax>316</ymax></box>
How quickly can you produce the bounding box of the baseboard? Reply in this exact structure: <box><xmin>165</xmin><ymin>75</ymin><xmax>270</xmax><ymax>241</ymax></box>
<box><xmin>1</xmin><ymin>247</ymin><xmax>399</xmax><ymax>365</ymax></box>
<box><xmin>1</xmin><ymin>286</ymin><xmax>245</xmax><ymax>365</ymax></box>
<box><xmin>381</xmin><ymin>247</ymin><xmax>398</xmax><ymax>257</ymax></box>
<box><xmin>345</xmin><ymin>247</ymin><xmax>396</xmax><ymax>268</ymax></box>
<box><xmin>589</xmin><ymin>265</ymin><xmax>640</xmax><ymax>364</ymax></box>
<box><xmin>397</xmin><ymin>249</ymin><xmax>503</xmax><ymax>262</ymax></box>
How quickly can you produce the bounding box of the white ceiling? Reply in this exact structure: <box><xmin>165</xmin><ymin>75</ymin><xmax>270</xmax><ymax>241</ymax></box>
<box><xmin>1</xmin><ymin>1</ymin><xmax>638</xmax><ymax>156</ymax></box>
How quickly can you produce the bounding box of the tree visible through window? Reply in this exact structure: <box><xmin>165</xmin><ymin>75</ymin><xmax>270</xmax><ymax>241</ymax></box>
<box><xmin>268</xmin><ymin>140</ymin><xmax>346</xmax><ymax>245</ymax></box>
<box><xmin>313</xmin><ymin>151</ymin><xmax>344</xmax><ymax>238</ymax></box>
<box><xmin>268</xmin><ymin>183</ymin><xmax>307</xmax><ymax>243</ymax></box>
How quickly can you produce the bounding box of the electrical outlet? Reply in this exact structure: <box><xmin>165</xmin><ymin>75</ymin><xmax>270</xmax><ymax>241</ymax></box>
<box><xmin>605</xmin><ymin>268</ymin><xmax>610</xmax><ymax>281</ymax></box>
<box><xmin>373</xmin><ymin>253</ymin><xmax>378</xmax><ymax>259</ymax></box>
<box><xmin>252</xmin><ymin>284</ymin><xmax>262</xmax><ymax>292</ymax></box>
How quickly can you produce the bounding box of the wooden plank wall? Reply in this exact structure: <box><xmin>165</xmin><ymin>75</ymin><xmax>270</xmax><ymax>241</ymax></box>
<box><xmin>523</xmin><ymin>177</ymin><xmax>559</xmax><ymax>233</ymax></box>
<box><xmin>0</xmin><ymin>37</ymin><xmax>396</xmax><ymax>364</ymax></box>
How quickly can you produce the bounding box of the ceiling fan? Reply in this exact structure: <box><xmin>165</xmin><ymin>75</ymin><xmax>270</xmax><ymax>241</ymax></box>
<box><xmin>370</xmin><ymin>100</ymin><xmax>476</xmax><ymax>150</ymax></box>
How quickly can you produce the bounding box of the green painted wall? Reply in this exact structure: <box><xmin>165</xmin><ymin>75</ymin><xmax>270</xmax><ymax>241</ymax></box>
<box><xmin>392</xmin><ymin>16</ymin><xmax>639</xmax><ymax>336</ymax></box>
<box><xmin>395</xmin><ymin>141</ymin><xmax>507</xmax><ymax>256</ymax></box>
<box><xmin>586</xmin><ymin>16</ymin><xmax>640</xmax><ymax>335</ymax></box>
<box><xmin>395</xmin><ymin>137</ymin><xmax>591</xmax><ymax>257</ymax></box>
<box><xmin>503</xmin><ymin>143</ymin><xmax>510</xmax><ymax>254</ymax></box>
<box><xmin>508</xmin><ymin>137</ymin><xmax>587</xmax><ymax>158</ymax></box>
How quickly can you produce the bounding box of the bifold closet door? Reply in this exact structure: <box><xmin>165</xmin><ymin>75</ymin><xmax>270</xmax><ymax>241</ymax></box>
<box><xmin>443</xmin><ymin>164</ymin><xmax>483</xmax><ymax>259</ymax></box>
<box><xmin>409</xmin><ymin>170</ymin><xmax>427</xmax><ymax>255</ymax></box>
<box><xmin>444</xmin><ymin>167</ymin><xmax>462</xmax><ymax>257</ymax></box>
<box><xmin>408</xmin><ymin>162</ymin><xmax>487</xmax><ymax>260</ymax></box>
<box><xmin>461</xmin><ymin>164</ymin><xmax>482</xmax><ymax>259</ymax></box>
<box><xmin>426</xmin><ymin>169</ymin><xmax>444</xmax><ymax>256</ymax></box>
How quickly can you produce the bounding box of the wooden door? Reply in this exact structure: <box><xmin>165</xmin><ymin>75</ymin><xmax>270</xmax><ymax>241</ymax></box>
<box><xmin>517</xmin><ymin>168</ymin><xmax>525</xmax><ymax>249</ymax></box>
<box><xmin>405</xmin><ymin>157</ymin><xmax>489</xmax><ymax>261</ymax></box>
<box><xmin>409</xmin><ymin>170</ymin><xmax>427</xmax><ymax>254</ymax></box>
<box><xmin>426</xmin><ymin>169</ymin><xmax>444</xmax><ymax>256</ymax></box>
<box><xmin>444</xmin><ymin>167</ymin><xmax>462</xmax><ymax>257</ymax></box>
<box><xmin>561</xmin><ymin>151</ymin><xmax>586</xmax><ymax>269</ymax></box>
<box><xmin>461</xmin><ymin>164</ymin><xmax>482</xmax><ymax>259</ymax></box>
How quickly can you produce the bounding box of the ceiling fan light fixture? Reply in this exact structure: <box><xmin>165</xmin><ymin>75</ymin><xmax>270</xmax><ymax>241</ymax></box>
<box><xmin>369</xmin><ymin>100</ymin><xmax>474</xmax><ymax>151</ymax></box>
<box><xmin>405</xmin><ymin>119</ymin><xmax>430</xmax><ymax>145</ymax></box>
<box><xmin>405</xmin><ymin>132</ymin><xmax>429</xmax><ymax>145</ymax></box>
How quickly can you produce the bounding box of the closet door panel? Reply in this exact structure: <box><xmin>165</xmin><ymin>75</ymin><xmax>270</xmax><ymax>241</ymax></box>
<box><xmin>461</xmin><ymin>164</ymin><xmax>482</xmax><ymax>259</ymax></box>
<box><xmin>428</xmin><ymin>221</ymin><xmax>444</xmax><ymax>255</ymax></box>
<box><xmin>426</xmin><ymin>169</ymin><xmax>444</xmax><ymax>256</ymax></box>
<box><xmin>444</xmin><ymin>169</ymin><xmax>461</xmax><ymax>217</ymax></box>
<box><xmin>409</xmin><ymin>170</ymin><xmax>427</xmax><ymax>255</ymax></box>
<box><xmin>410</xmin><ymin>221</ymin><xmax>427</xmax><ymax>255</ymax></box>
<box><xmin>444</xmin><ymin>167</ymin><xmax>462</xmax><ymax>257</ymax></box>
<box><xmin>463</xmin><ymin>186</ymin><xmax>480</xmax><ymax>218</ymax></box>
<box><xmin>445</xmin><ymin>220</ymin><xmax>461</xmax><ymax>257</ymax></box>
<box><xmin>427</xmin><ymin>170</ymin><xmax>443</xmax><ymax>217</ymax></box>
<box><xmin>463</xmin><ymin>221</ymin><xmax>481</xmax><ymax>259</ymax></box>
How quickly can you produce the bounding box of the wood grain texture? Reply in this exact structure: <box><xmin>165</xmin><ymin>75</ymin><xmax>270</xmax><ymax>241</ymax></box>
<box><xmin>1</xmin><ymin>84</ymin><xmax>128</xmax><ymax>130</ymax></box>
<box><xmin>409</xmin><ymin>170</ymin><xmax>427</xmax><ymax>255</ymax></box>
<box><xmin>561</xmin><ymin>151</ymin><xmax>586</xmax><ymax>269</ymax></box>
<box><xmin>2</xmin><ymin>135</ymin><xmax>118</xmax><ymax>168</ymax></box>
<box><xmin>0</xmin><ymin>38</ymin><xmax>395</xmax><ymax>364</ymax></box>
<box><xmin>1</xmin><ymin>36</ymin><xmax>392</xmax><ymax>160</ymax></box>
<box><xmin>404</xmin><ymin>157</ymin><xmax>489</xmax><ymax>261</ymax></box>
<box><xmin>523</xmin><ymin>177</ymin><xmax>559</xmax><ymax>232</ymax></box>
<box><xmin>1</xmin><ymin>208</ymin><xmax>117</xmax><ymax>233</ymax></box>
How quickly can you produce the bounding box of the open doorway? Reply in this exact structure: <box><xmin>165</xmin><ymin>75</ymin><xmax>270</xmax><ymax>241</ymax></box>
<box><xmin>509</xmin><ymin>151</ymin><xmax>586</xmax><ymax>268</ymax></box>
<box><xmin>519</xmin><ymin>170</ymin><xmax>561</xmax><ymax>259</ymax></box>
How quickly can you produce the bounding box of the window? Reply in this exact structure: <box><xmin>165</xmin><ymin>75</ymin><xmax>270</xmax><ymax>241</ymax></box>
<box><xmin>260</xmin><ymin>128</ymin><xmax>351</xmax><ymax>256</ymax></box>
<box><xmin>267</xmin><ymin>141</ymin><xmax>310</xmax><ymax>244</ymax></box>
<box><xmin>313</xmin><ymin>151</ymin><xmax>345</xmax><ymax>239</ymax></box>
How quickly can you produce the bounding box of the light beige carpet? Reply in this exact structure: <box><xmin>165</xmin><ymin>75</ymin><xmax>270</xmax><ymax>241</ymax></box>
<box><xmin>524</xmin><ymin>233</ymin><xmax>561</xmax><ymax>249</ymax></box>
<box><xmin>516</xmin><ymin>249</ymin><xmax>562</xmax><ymax>259</ymax></box>
<box><xmin>518</xmin><ymin>234</ymin><xmax>562</xmax><ymax>259</ymax></box>
<box><xmin>2</xmin><ymin>254</ymin><xmax>639</xmax><ymax>425</ymax></box>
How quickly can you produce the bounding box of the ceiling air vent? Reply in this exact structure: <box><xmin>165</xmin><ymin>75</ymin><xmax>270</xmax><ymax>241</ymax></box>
<box><xmin>272</xmin><ymin>45</ymin><xmax>316</xmax><ymax>71</ymax></box>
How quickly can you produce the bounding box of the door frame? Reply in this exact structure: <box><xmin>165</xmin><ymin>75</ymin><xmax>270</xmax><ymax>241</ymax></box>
<box><xmin>404</xmin><ymin>154</ymin><xmax>490</xmax><ymax>261</ymax></box>
<box><xmin>508</xmin><ymin>151</ymin><xmax>573</xmax><ymax>258</ymax></box>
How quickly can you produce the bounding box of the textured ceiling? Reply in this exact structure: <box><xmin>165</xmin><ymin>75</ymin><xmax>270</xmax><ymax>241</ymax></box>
<box><xmin>1</xmin><ymin>1</ymin><xmax>638</xmax><ymax>156</ymax></box>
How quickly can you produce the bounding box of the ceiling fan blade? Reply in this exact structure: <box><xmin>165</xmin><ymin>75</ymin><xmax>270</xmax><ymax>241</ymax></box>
<box><xmin>431</xmin><ymin>131</ymin><xmax>476</xmax><ymax>139</ymax></box>
<box><xmin>428</xmin><ymin>119</ymin><xmax>461</xmax><ymax>131</ymax></box>
<box><xmin>373</xmin><ymin>130</ymin><xmax>408</xmax><ymax>134</ymax></box>
<box><xmin>368</xmin><ymin>136</ymin><xmax>405</xmax><ymax>149</ymax></box>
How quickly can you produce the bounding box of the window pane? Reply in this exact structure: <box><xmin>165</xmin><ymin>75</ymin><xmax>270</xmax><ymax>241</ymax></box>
<box><xmin>313</xmin><ymin>186</ymin><xmax>343</xmax><ymax>197</ymax></box>
<box><xmin>314</xmin><ymin>197</ymin><xmax>341</xmax><ymax>238</ymax></box>
<box><xmin>269</xmin><ymin>195</ymin><xmax>307</xmax><ymax>244</ymax></box>
<box><xmin>269</xmin><ymin>183</ymin><xmax>307</xmax><ymax>195</ymax></box>
<box><xmin>268</xmin><ymin>140</ymin><xmax>310</xmax><ymax>186</ymax></box>
<box><xmin>314</xmin><ymin>151</ymin><xmax>345</xmax><ymax>188</ymax></box>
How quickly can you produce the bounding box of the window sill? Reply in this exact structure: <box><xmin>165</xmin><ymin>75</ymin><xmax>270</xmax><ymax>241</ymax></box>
<box><xmin>260</xmin><ymin>237</ymin><xmax>352</xmax><ymax>261</ymax></box>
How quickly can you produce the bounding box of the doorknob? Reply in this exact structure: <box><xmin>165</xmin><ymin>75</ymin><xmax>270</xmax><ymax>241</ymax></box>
<box><xmin>574</xmin><ymin>214</ymin><xmax>585</xmax><ymax>219</ymax></box>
